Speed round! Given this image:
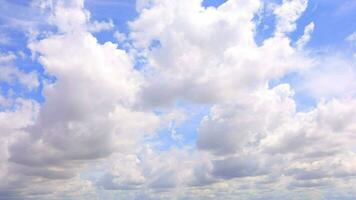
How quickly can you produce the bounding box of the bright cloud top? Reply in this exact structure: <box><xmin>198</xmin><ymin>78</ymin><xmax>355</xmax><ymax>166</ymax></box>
<box><xmin>0</xmin><ymin>0</ymin><xmax>355</xmax><ymax>199</ymax></box>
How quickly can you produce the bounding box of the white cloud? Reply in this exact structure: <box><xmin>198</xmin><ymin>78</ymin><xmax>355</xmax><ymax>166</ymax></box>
<box><xmin>297</xmin><ymin>55</ymin><xmax>356</xmax><ymax>99</ymax></box>
<box><xmin>130</xmin><ymin>0</ymin><xmax>311</xmax><ymax>108</ymax></box>
<box><xmin>0</xmin><ymin>0</ymin><xmax>355</xmax><ymax>199</ymax></box>
<box><xmin>113</xmin><ymin>31</ymin><xmax>127</xmax><ymax>43</ymax></box>
<box><xmin>87</xmin><ymin>19</ymin><xmax>114</xmax><ymax>32</ymax></box>
<box><xmin>197</xmin><ymin>84</ymin><xmax>296</xmax><ymax>155</ymax></box>
<box><xmin>0</xmin><ymin>53</ymin><xmax>40</xmax><ymax>90</ymax></box>
<box><xmin>296</xmin><ymin>22</ymin><xmax>315</xmax><ymax>49</ymax></box>
<box><xmin>0</xmin><ymin>1</ymin><xmax>159</xmax><ymax>199</ymax></box>
<box><xmin>274</xmin><ymin>0</ymin><xmax>308</xmax><ymax>35</ymax></box>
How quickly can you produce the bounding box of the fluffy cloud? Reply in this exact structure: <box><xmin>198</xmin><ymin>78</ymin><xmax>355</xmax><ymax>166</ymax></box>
<box><xmin>1</xmin><ymin>0</ymin><xmax>159</xmax><ymax>198</ymax></box>
<box><xmin>274</xmin><ymin>0</ymin><xmax>308</xmax><ymax>34</ymax></box>
<box><xmin>131</xmin><ymin>0</ymin><xmax>311</xmax><ymax>108</ymax></box>
<box><xmin>193</xmin><ymin>87</ymin><xmax>356</xmax><ymax>195</ymax></box>
<box><xmin>197</xmin><ymin>84</ymin><xmax>296</xmax><ymax>155</ymax></box>
<box><xmin>0</xmin><ymin>0</ymin><xmax>355</xmax><ymax>199</ymax></box>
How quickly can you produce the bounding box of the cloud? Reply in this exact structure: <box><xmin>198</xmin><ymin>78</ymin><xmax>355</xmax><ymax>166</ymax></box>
<box><xmin>197</xmin><ymin>84</ymin><xmax>296</xmax><ymax>155</ymax></box>
<box><xmin>297</xmin><ymin>55</ymin><xmax>356</xmax><ymax>99</ymax></box>
<box><xmin>211</xmin><ymin>154</ymin><xmax>269</xmax><ymax>179</ymax></box>
<box><xmin>0</xmin><ymin>52</ymin><xmax>39</xmax><ymax>91</ymax></box>
<box><xmin>1</xmin><ymin>1</ymin><xmax>158</xmax><ymax>198</ymax></box>
<box><xmin>274</xmin><ymin>0</ymin><xmax>308</xmax><ymax>35</ymax></box>
<box><xmin>87</xmin><ymin>19</ymin><xmax>114</xmax><ymax>32</ymax></box>
<box><xmin>130</xmin><ymin>0</ymin><xmax>310</xmax><ymax>108</ymax></box>
<box><xmin>114</xmin><ymin>31</ymin><xmax>127</xmax><ymax>43</ymax></box>
<box><xmin>346</xmin><ymin>31</ymin><xmax>356</xmax><ymax>46</ymax></box>
<box><xmin>0</xmin><ymin>66</ymin><xmax>39</xmax><ymax>90</ymax></box>
<box><xmin>296</xmin><ymin>22</ymin><xmax>315</xmax><ymax>49</ymax></box>
<box><xmin>0</xmin><ymin>0</ymin><xmax>355</xmax><ymax>199</ymax></box>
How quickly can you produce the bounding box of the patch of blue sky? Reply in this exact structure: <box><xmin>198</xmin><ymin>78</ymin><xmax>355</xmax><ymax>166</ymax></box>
<box><xmin>129</xmin><ymin>39</ymin><xmax>162</xmax><ymax>70</ymax></box>
<box><xmin>0</xmin><ymin>86</ymin><xmax>40</xmax><ymax>112</ymax></box>
<box><xmin>202</xmin><ymin>0</ymin><xmax>228</xmax><ymax>8</ymax></box>
<box><xmin>0</xmin><ymin>30</ymin><xmax>26</xmax><ymax>53</ymax></box>
<box><xmin>3</xmin><ymin>0</ymin><xmax>32</xmax><ymax>6</ymax></box>
<box><xmin>148</xmin><ymin>39</ymin><xmax>161</xmax><ymax>50</ymax></box>
<box><xmin>86</xmin><ymin>0</ymin><xmax>137</xmax><ymax>44</ymax></box>
<box><xmin>254</xmin><ymin>4</ymin><xmax>277</xmax><ymax>46</ymax></box>
<box><xmin>0</xmin><ymin>1</ymin><xmax>55</xmax><ymax>104</ymax></box>
<box><xmin>0</xmin><ymin>45</ymin><xmax>48</xmax><ymax>104</ymax></box>
<box><xmin>0</xmin><ymin>70</ymin><xmax>46</xmax><ymax>105</ymax></box>
<box><xmin>85</xmin><ymin>0</ymin><xmax>148</xmax><ymax>71</ymax></box>
<box><xmin>0</xmin><ymin>0</ymin><xmax>52</xmax><ymax>33</ymax></box>
<box><xmin>146</xmin><ymin>103</ymin><xmax>211</xmax><ymax>152</ymax></box>
<box><xmin>292</xmin><ymin>0</ymin><xmax>356</xmax><ymax>49</ymax></box>
<box><xmin>92</xmin><ymin>31</ymin><xmax>116</xmax><ymax>45</ymax></box>
<box><xmin>1</xmin><ymin>80</ymin><xmax>27</xmax><ymax>99</ymax></box>
<box><xmin>254</xmin><ymin>0</ymin><xmax>356</xmax><ymax>49</ymax></box>
<box><xmin>122</xmin><ymin>38</ymin><xmax>160</xmax><ymax>69</ymax></box>
<box><xmin>269</xmin><ymin>73</ymin><xmax>317</xmax><ymax>112</ymax></box>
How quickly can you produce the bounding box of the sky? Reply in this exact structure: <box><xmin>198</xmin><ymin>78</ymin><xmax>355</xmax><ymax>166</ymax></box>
<box><xmin>0</xmin><ymin>0</ymin><xmax>355</xmax><ymax>199</ymax></box>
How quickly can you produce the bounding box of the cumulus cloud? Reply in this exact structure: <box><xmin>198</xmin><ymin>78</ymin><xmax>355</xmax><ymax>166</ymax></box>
<box><xmin>0</xmin><ymin>0</ymin><xmax>355</xmax><ymax>199</ymax></box>
<box><xmin>197</xmin><ymin>84</ymin><xmax>296</xmax><ymax>155</ymax></box>
<box><xmin>130</xmin><ymin>0</ymin><xmax>310</xmax><ymax>108</ymax></box>
<box><xmin>1</xmin><ymin>0</ymin><xmax>158</xmax><ymax>198</ymax></box>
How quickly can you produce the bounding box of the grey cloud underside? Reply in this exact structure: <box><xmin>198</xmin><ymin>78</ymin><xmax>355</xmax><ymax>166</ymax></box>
<box><xmin>0</xmin><ymin>0</ymin><xmax>355</xmax><ymax>199</ymax></box>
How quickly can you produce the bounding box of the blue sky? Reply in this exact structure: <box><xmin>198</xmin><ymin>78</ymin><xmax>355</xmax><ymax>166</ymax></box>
<box><xmin>0</xmin><ymin>0</ymin><xmax>355</xmax><ymax>199</ymax></box>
